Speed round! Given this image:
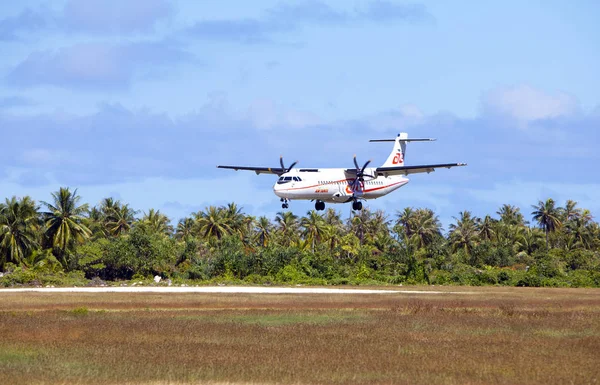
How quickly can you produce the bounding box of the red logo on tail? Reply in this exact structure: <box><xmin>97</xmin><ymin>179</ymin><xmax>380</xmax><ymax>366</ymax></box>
<box><xmin>392</xmin><ymin>152</ymin><xmax>403</xmax><ymax>164</ymax></box>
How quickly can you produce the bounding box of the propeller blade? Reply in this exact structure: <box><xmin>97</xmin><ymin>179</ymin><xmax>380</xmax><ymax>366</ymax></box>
<box><xmin>288</xmin><ymin>161</ymin><xmax>298</xmax><ymax>171</ymax></box>
<box><xmin>353</xmin><ymin>155</ymin><xmax>360</xmax><ymax>171</ymax></box>
<box><xmin>360</xmin><ymin>159</ymin><xmax>372</xmax><ymax>174</ymax></box>
<box><xmin>279</xmin><ymin>156</ymin><xmax>285</xmax><ymax>170</ymax></box>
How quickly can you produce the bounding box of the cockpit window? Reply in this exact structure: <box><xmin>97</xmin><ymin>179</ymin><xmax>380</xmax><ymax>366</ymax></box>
<box><xmin>277</xmin><ymin>176</ymin><xmax>293</xmax><ymax>184</ymax></box>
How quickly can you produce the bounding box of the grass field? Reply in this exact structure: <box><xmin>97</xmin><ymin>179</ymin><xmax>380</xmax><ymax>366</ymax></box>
<box><xmin>1</xmin><ymin>286</ymin><xmax>599</xmax><ymax>384</ymax></box>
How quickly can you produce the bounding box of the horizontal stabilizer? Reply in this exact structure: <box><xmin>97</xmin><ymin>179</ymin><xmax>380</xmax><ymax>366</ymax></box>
<box><xmin>369</xmin><ymin>138</ymin><xmax>435</xmax><ymax>142</ymax></box>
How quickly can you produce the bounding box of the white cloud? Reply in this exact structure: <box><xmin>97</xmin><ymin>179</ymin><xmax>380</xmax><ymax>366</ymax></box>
<box><xmin>62</xmin><ymin>0</ymin><xmax>172</xmax><ymax>34</ymax></box>
<box><xmin>482</xmin><ymin>85</ymin><xmax>579</xmax><ymax>123</ymax></box>
<box><xmin>20</xmin><ymin>149</ymin><xmax>66</xmax><ymax>166</ymax></box>
<box><xmin>464</xmin><ymin>180</ymin><xmax>600</xmax><ymax>216</ymax></box>
<box><xmin>246</xmin><ymin>99</ymin><xmax>322</xmax><ymax>130</ymax></box>
<box><xmin>363</xmin><ymin>104</ymin><xmax>426</xmax><ymax>132</ymax></box>
<box><xmin>7</xmin><ymin>41</ymin><xmax>194</xmax><ymax>90</ymax></box>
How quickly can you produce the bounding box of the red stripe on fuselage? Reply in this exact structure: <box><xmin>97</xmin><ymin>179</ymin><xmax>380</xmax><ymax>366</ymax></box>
<box><xmin>277</xmin><ymin>179</ymin><xmax>405</xmax><ymax>193</ymax></box>
<box><xmin>362</xmin><ymin>180</ymin><xmax>405</xmax><ymax>193</ymax></box>
<box><xmin>276</xmin><ymin>178</ymin><xmax>355</xmax><ymax>192</ymax></box>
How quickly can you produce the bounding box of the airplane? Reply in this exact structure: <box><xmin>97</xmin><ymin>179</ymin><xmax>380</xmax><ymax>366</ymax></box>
<box><xmin>217</xmin><ymin>133</ymin><xmax>466</xmax><ymax>211</ymax></box>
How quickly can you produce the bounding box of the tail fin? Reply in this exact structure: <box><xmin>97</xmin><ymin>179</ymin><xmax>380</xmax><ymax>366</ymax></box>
<box><xmin>370</xmin><ymin>133</ymin><xmax>435</xmax><ymax>167</ymax></box>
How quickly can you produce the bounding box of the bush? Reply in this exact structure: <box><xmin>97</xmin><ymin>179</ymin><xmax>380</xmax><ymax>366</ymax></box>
<box><xmin>566</xmin><ymin>270</ymin><xmax>597</xmax><ymax>287</ymax></box>
<box><xmin>565</xmin><ymin>250</ymin><xmax>598</xmax><ymax>271</ymax></box>
<box><xmin>0</xmin><ymin>266</ymin><xmax>38</xmax><ymax>286</ymax></box>
<box><xmin>429</xmin><ymin>269</ymin><xmax>452</xmax><ymax>285</ymax></box>
<box><xmin>516</xmin><ymin>273</ymin><xmax>542</xmax><ymax>287</ymax></box>
<box><xmin>0</xmin><ymin>268</ymin><xmax>88</xmax><ymax>287</ymax></box>
<box><xmin>276</xmin><ymin>264</ymin><xmax>308</xmax><ymax>283</ymax></box>
<box><xmin>244</xmin><ymin>274</ymin><xmax>273</xmax><ymax>285</ymax></box>
<box><xmin>98</xmin><ymin>226</ymin><xmax>182</xmax><ymax>280</ymax></box>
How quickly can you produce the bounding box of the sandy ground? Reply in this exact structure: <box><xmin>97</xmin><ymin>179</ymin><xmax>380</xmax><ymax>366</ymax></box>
<box><xmin>0</xmin><ymin>286</ymin><xmax>470</xmax><ymax>294</ymax></box>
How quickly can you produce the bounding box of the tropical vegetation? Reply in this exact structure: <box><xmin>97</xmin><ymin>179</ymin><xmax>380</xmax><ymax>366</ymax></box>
<box><xmin>1</xmin><ymin>187</ymin><xmax>599</xmax><ymax>287</ymax></box>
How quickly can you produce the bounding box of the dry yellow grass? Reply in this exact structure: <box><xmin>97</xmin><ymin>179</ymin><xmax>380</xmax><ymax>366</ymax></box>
<box><xmin>1</xmin><ymin>287</ymin><xmax>599</xmax><ymax>384</ymax></box>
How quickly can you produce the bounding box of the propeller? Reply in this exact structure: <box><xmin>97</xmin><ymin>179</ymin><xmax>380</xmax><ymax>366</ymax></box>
<box><xmin>279</xmin><ymin>156</ymin><xmax>298</xmax><ymax>174</ymax></box>
<box><xmin>349</xmin><ymin>155</ymin><xmax>373</xmax><ymax>194</ymax></box>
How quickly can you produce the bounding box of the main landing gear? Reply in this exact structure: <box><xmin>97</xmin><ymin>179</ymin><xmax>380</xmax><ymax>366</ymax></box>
<box><xmin>280</xmin><ymin>198</ymin><xmax>289</xmax><ymax>209</ymax></box>
<box><xmin>314</xmin><ymin>200</ymin><xmax>325</xmax><ymax>211</ymax></box>
<box><xmin>352</xmin><ymin>200</ymin><xmax>363</xmax><ymax>211</ymax></box>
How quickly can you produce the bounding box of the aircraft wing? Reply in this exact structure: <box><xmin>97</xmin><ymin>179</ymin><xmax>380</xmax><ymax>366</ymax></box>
<box><xmin>376</xmin><ymin>162</ymin><xmax>467</xmax><ymax>176</ymax></box>
<box><xmin>217</xmin><ymin>165</ymin><xmax>285</xmax><ymax>175</ymax></box>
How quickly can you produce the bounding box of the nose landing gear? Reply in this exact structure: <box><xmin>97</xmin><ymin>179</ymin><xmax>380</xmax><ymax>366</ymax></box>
<box><xmin>280</xmin><ymin>198</ymin><xmax>289</xmax><ymax>209</ymax></box>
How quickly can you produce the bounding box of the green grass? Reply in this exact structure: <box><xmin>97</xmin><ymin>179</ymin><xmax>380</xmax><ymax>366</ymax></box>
<box><xmin>0</xmin><ymin>287</ymin><xmax>599</xmax><ymax>384</ymax></box>
<box><xmin>172</xmin><ymin>311</ymin><xmax>366</xmax><ymax>326</ymax></box>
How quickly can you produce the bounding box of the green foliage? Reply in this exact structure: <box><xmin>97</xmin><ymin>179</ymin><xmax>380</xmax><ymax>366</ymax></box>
<box><xmin>276</xmin><ymin>264</ymin><xmax>309</xmax><ymax>283</ymax></box>
<box><xmin>70</xmin><ymin>307</ymin><xmax>89</xmax><ymax>316</ymax></box>
<box><xmin>565</xmin><ymin>249</ymin><xmax>598</xmax><ymax>271</ymax></box>
<box><xmin>73</xmin><ymin>240</ymin><xmax>107</xmax><ymax>278</ymax></box>
<box><xmin>0</xmin><ymin>266</ymin><xmax>87</xmax><ymax>287</ymax></box>
<box><xmin>24</xmin><ymin>249</ymin><xmax>63</xmax><ymax>273</ymax></box>
<box><xmin>95</xmin><ymin>225</ymin><xmax>181</xmax><ymax>280</ymax></box>
<box><xmin>1</xmin><ymin>191</ymin><xmax>600</xmax><ymax>288</ymax></box>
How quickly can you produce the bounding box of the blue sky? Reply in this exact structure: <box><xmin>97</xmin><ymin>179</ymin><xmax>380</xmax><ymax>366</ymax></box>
<box><xmin>1</xmin><ymin>0</ymin><xmax>599</xmax><ymax>229</ymax></box>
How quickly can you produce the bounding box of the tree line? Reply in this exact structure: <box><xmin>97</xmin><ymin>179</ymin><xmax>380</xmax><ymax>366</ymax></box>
<box><xmin>1</xmin><ymin>187</ymin><xmax>599</xmax><ymax>287</ymax></box>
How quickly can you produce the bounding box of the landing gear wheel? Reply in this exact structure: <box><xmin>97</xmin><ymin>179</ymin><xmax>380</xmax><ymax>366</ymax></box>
<box><xmin>352</xmin><ymin>201</ymin><xmax>363</xmax><ymax>211</ymax></box>
<box><xmin>315</xmin><ymin>201</ymin><xmax>325</xmax><ymax>211</ymax></box>
<box><xmin>282</xmin><ymin>202</ymin><xmax>289</xmax><ymax>209</ymax></box>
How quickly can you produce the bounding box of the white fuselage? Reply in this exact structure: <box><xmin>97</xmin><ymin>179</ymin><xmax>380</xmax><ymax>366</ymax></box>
<box><xmin>273</xmin><ymin>168</ymin><xmax>409</xmax><ymax>203</ymax></box>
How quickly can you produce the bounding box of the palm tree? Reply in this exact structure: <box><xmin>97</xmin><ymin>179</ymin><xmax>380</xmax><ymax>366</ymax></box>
<box><xmin>349</xmin><ymin>208</ymin><xmax>374</xmax><ymax>245</ymax></box>
<box><xmin>514</xmin><ymin>227</ymin><xmax>545</xmax><ymax>256</ymax></box>
<box><xmin>372</xmin><ymin>231</ymin><xmax>395</xmax><ymax>254</ymax></box>
<box><xmin>106</xmin><ymin>204</ymin><xmax>137</xmax><ymax>236</ymax></box>
<box><xmin>367</xmin><ymin>210</ymin><xmax>390</xmax><ymax>240</ymax></box>
<box><xmin>224</xmin><ymin>202</ymin><xmax>245</xmax><ymax>237</ymax></box>
<box><xmin>324</xmin><ymin>208</ymin><xmax>343</xmax><ymax>228</ymax></box>
<box><xmin>531</xmin><ymin>198</ymin><xmax>562</xmax><ymax>249</ymax></box>
<box><xmin>564</xmin><ymin>214</ymin><xmax>595</xmax><ymax>250</ymax></box>
<box><xmin>301</xmin><ymin>210</ymin><xmax>326</xmax><ymax>252</ymax></box>
<box><xmin>495</xmin><ymin>204</ymin><xmax>525</xmax><ymax>245</ymax></box>
<box><xmin>396</xmin><ymin>207</ymin><xmax>416</xmax><ymax>239</ymax></box>
<box><xmin>580</xmin><ymin>209</ymin><xmax>593</xmax><ymax>224</ymax></box>
<box><xmin>323</xmin><ymin>208</ymin><xmax>344</xmax><ymax>252</ymax></box>
<box><xmin>448</xmin><ymin>211</ymin><xmax>480</xmax><ymax>256</ymax></box>
<box><xmin>0</xmin><ymin>196</ymin><xmax>40</xmax><ymax>268</ymax></box>
<box><xmin>175</xmin><ymin>217</ymin><xmax>195</xmax><ymax>240</ymax></box>
<box><xmin>99</xmin><ymin>197</ymin><xmax>120</xmax><ymax>218</ymax></box>
<box><xmin>497</xmin><ymin>204</ymin><xmax>525</xmax><ymax>226</ymax></box>
<box><xmin>563</xmin><ymin>200</ymin><xmax>581</xmax><ymax>222</ymax></box>
<box><xmin>255</xmin><ymin>216</ymin><xmax>272</xmax><ymax>247</ymax></box>
<box><xmin>142</xmin><ymin>208</ymin><xmax>173</xmax><ymax>235</ymax></box>
<box><xmin>195</xmin><ymin>206</ymin><xmax>232</xmax><ymax>241</ymax></box>
<box><xmin>41</xmin><ymin>187</ymin><xmax>91</xmax><ymax>268</ymax></box>
<box><xmin>410</xmin><ymin>209</ymin><xmax>442</xmax><ymax>249</ymax></box>
<box><xmin>275</xmin><ymin>211</ymin><xmax>299</xmax><ymax>246</ymax></box>
<box><xmin>478</xmin><ymin>215</ymin><xmax>496</xmax><ymax>242</ymax></box>
<box><xmin>85</xmin><ymin>206</ymin><xmax>106</xmax><ymax>239</ymax></box>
